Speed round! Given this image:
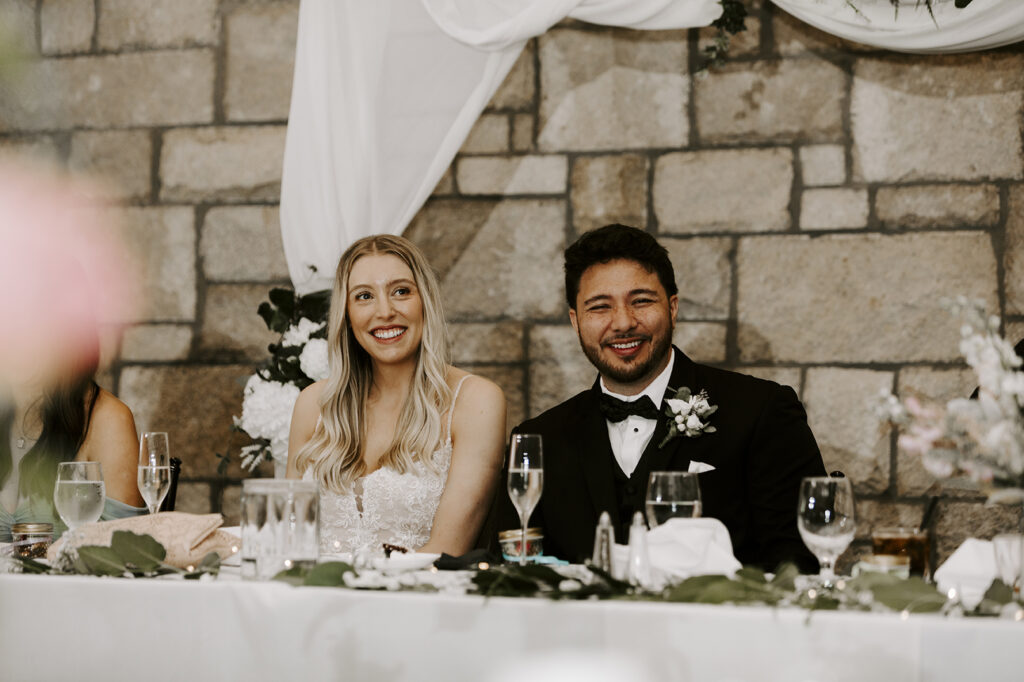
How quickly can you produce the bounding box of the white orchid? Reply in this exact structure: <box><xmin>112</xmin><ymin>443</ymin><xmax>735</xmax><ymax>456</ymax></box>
<box><xmin>881</xmin><ymin>297</ymin><xmax>1024</xmax><ymax>502</ymax></box>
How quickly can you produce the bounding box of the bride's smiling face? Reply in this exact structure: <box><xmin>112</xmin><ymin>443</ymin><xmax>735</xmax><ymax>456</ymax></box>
<box><xmin>346</xmin><ymin>253</ymin><xmax>424</xmax><ymax>366</ymax></box>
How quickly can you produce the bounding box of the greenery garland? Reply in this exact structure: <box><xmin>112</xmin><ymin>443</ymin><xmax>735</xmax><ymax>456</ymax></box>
<box><xmin>274</xmin><ymin>560</ymin><xmax>1023</xmax><ymax>618</ymax></box>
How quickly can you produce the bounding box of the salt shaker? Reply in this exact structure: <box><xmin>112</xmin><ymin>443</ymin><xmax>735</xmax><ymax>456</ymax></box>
<box><xmin>627</xmin><ymin>511</ymin><xmax>651</xmax><ymax>588</ymax></box>
<box><xmin>591</xmin><ymin>511</ymin><xmax>615</xmax><ymax>571</ymax></box>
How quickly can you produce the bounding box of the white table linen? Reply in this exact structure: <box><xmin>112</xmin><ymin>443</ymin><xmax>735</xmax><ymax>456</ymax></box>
<box><xmin>2</xmin><ymin>571</ymin><xmax>1022</xmax><ymax>682</ymax></box>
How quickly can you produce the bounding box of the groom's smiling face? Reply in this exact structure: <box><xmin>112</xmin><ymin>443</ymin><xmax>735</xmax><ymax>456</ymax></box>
<box><xmin>569</xmin><ymin>258</ymin><xmax>678</xmax><ymax>396</ymax></box>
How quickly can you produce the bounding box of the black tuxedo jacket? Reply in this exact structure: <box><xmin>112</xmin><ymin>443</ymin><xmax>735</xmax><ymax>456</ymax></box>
<box><xmin>497</xmin><ymin>347</ymin><xmax>825</xmax><ymax>572</ymax></box>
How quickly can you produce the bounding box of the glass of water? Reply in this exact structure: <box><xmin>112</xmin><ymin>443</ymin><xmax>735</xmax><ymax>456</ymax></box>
<box><xmin>646</xmin><ymin>471</ymin><xmax>702</xmax><ymax>527</ymax></box>
<box><xmin>241</xmin><ymin>479</ymin><xmax>319</xmax><ymax>580</ymax></box>
<box><xmin>54</xmin><ymin>461</ymin><xmax>105</xmax><ymax>536</ymax></box>
<box><xmin>138</xmin><ymin>432</ymin><xmax>172</xmax><ymax>515</ymax></box>
<box><xmin>798</xmin><ymin>475</ymin><xmax>856</xmax><ymax>588</ymax></box>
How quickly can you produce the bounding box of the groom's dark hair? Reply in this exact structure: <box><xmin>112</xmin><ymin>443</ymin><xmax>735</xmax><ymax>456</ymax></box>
<box><xmin>564</xmin><ymin>224</ymin><xmax>678</xmax><ymax>310</ymax></box>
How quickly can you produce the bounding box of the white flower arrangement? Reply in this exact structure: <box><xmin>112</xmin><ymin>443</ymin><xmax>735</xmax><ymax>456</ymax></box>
<box><xmin>880</xmin><ymin>297</ymin><xmax>1024</xmax><ymax>503</ymax></box>
<box><xmin>660</xmin><ymin>386</ymin><xmax>718</xmax><ymax>448</ymax></box>
<box><xmin>218</xmin><ymin>288</ymin><xmax>331</xmax><ymax>475</ymax></box>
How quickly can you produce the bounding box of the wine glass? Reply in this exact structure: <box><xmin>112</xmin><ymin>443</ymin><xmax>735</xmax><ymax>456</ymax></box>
<box><xmin>645</xmin><ymin>471</ymin><xmax>702</xmax><ymax>527</ymax></box>
<box><xmin>138</xmin><ymin>431</ymin><xmax>171</xmax><ymax>515</ymax></box>
<box><xmin>53</xmin><ymin>461</ymin><xmax>105</xmax><ymax>538</ymax></box>
<box><xmin>797</xmin><ymin>475</ymin><xmax>856</xmax><ymax>588</ymax></box>
<box><xmin>507</xmin><ymin>434</ymin><xmax>543</xmax><ymax>566</ymax></box>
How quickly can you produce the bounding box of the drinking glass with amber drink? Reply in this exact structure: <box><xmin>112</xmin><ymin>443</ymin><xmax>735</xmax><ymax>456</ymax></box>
<box><xmin>872</xmin><ymin>527</ymin><xmax>930</xmax><ymax>580</ymax></box>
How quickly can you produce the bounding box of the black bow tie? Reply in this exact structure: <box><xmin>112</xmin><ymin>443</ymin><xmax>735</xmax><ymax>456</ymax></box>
<box><xmin>598</xmin><ymin>393</ymin><xmax>662</xmax><ymax>423</ymax></box>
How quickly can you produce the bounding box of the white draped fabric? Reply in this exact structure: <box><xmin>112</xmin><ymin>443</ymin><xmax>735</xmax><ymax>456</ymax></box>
<box><xmin>771</xmin><ymin>0</ymin><xmax>1024</xmax><ymax>53</ymax></box>
<box><xmin>279</xmin><ymin>0</ymin><xmax>722</xmax><ymax>294</ymax></box>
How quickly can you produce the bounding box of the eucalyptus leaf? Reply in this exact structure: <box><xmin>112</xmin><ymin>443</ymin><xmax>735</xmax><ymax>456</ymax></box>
<box><xmin>303</xmin><ymin>561</ymin><xmax>354</xmax><ymax>587</ymax></box>
<box><xmin>735</xmin><ymin>566</ymin><xmax>767</xmax><ymax>584</ymax></box>
<box><xmin>981</xmin><ymin>579</ymin><xmax>1014</xmax><ymax>606</ymax></box>
<box><xmin>76</xmin><ymin>545</ymin><xmax>128</xmax><ymax>576</ymax></box>
<box><xmin>869</xmin><ymin>577</ymin><xmax>946</xmax><ymax>613</ymax></box>
<box><xmin>110</xmin><ymin>531</ymin><xmax>166</xmax><ymax>573</ymax></box>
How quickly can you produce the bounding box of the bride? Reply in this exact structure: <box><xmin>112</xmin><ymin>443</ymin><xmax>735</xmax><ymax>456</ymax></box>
<box><xmin>286</xmin><ymin>235</ymin><xmax>506</xmax><ymax>556</ymax></box>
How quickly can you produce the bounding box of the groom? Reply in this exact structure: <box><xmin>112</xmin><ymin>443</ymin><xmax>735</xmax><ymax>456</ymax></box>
<box><xmin>497</xmin><ymin>224</ymin><xmax>826</xmax><ymax>572</ymax></box>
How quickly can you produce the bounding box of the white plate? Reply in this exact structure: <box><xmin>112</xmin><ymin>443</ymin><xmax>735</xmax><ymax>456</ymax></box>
<box><xmin>372</xmin><ymin>552</ymin><xmax>440</xmax><ymax>573</ymax></box>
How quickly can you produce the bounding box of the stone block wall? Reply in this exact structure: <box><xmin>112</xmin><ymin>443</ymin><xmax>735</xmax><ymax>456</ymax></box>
<box><xmin>3</xmin><ymin>1</ymin><xmax>1022</xmax><ymax>566</ymax></box>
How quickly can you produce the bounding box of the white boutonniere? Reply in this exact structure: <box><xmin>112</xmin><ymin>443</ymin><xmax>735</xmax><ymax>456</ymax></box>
<box><xmin>660</xmin><ymin>386</ymin><xmax>717</xmax><ymax>448</ymax></box>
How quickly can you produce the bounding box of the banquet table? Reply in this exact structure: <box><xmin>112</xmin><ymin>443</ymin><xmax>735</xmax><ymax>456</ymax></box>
<box><xmin>1</xmin><ymin>570</ymin><xmax>1022</xmax><ymax>682</ymax></box>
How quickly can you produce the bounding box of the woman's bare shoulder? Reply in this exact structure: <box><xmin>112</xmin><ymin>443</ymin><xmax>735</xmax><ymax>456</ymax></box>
<box><xmin>448</xmin><ymin>369</ymin><xmax>505</xmax><ymax>413</ymax></box>
<box><xmin>90</xmin><ymin>388</ymin><xmax>137</xmax><ymax>433</ymax></box>
<box><xmin>79</xmin><ymin>388</ymin><xmax>138</xmax><ymax>463</ymax></box>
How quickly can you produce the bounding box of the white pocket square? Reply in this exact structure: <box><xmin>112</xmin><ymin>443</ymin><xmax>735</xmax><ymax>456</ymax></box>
<box><xmin>688</xmin><ymin>460</ymin><xmax>715</xmax><ymax>474</ymax></box>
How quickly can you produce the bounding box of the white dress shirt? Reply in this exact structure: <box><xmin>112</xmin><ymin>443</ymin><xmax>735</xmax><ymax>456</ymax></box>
<box><xmin>600</xmin><ymin>353</ymin><xmax>675</xmax><ymax>477</ymax></box>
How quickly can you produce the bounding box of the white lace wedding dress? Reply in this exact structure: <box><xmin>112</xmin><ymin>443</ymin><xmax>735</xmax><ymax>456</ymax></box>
<box><xmin>304</xmin><ymin>376</ymin><xmax>468</xmax><ymax>555</ymax></box>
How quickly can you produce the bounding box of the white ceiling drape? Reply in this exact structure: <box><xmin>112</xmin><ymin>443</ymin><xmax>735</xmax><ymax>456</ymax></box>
<box><xmin>278</xmin><ymin>0</ymin><xmax>723</xmax><ymax>294</ymax></box>
<box><xmin>770</xmin><ymin>0</ymin><xmax>1024</xmax><ymax>53</ymax></box>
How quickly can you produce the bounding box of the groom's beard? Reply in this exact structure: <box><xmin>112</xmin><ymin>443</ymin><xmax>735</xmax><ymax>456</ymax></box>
<box><xmin>577</xmin><ymin>326</ymin><xmax>674</xmax><ymax>389</ymax></box>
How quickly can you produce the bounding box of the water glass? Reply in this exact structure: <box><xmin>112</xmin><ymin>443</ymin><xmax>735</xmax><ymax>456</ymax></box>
<box><xmin>240</xmin><ymin>479</ymin><xmax>319</xmax><ymax>580</ymax></box>
<box><xmin>797</xmin><ymin>475</ymin><xmax>856</xmax><ymax>587</ymax></box>
<box><xmin>54</xmin><ymin>461</ymin><xmax>105</xmax><ymax>537</ymax></box>
<box><xmin>645</xmin><ymin>471</ymin><xmax>702</xmax><ymax>527</ymax></box>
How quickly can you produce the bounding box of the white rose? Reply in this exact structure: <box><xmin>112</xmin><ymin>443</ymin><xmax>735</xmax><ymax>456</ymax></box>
<box><xmin>686</xmin><ymin>414</ymin><xmax>703</xmax><ymax>431</ymax></box>
<box><xmin>666</xmin><ymin>398</ymin><xmax>691</xmax><ymax>417</ymax></box>
<box><xmin>299</xmin><ymin>338</ymin><xmax>330</xmax><ymax>381</ymax></box>
<box><xmin>238</xmin><ymin>375</ymin><xmax>300</xmax><ymax>464</ymax></box>
<box><xmin>281</xmin><ymin>317</ymin><xmax>325</xmax><ymax>347</ymax></box>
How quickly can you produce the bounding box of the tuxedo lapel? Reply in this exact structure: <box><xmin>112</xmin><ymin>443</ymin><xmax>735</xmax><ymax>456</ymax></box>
<box><xmin>575</xmin><ymin>382</ymin><xmax>622</xmax><ymax>530</ymax></box>
<box><xmin>637</xmin><ymin>347</ymin><xmax>700</xmax><ymax>475</ymax></box>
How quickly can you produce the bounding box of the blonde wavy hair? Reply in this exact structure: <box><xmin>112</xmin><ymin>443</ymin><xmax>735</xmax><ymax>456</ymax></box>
<box><xmin>293</xmin><ymin>235</ymin><xmax>452</xmax><ymax>492</ymax></box>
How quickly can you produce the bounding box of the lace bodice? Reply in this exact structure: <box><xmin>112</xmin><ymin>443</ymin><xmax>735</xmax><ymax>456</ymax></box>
<box><xmin>304</xmin><ymin>376</ymin><xmax>468</xmax><ymax>555</ymax></box>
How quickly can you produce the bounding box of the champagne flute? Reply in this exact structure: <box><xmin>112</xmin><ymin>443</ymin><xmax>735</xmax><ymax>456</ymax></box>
<box><xmin>507</xmin><ymin>433</ymin><xmax>543</xmax><ymax>566</ymax></box>
<box><xmin>138</xmin><ymin>432</ymin><xmax>171</xmax><ymax>515</ymax></box>
<box><xmin>645</xmin><ymin>471</ymin><xmax>702</xmax><ymax>527</ymax></box>
<box><xmin>797</xmin><ymin>475</ymin><xmax>856</xmax><ymax>588</ymax></box>
<box><xmin>54</xmin><ymin>461</ymin><xmax>105</xmax><ymax>539</ymax></box>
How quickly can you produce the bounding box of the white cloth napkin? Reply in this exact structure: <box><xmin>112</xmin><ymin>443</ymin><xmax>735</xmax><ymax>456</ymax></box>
<box><xmin>934</xmin><ymin>538</ymin><xmax>998</xmax><ymax>610</ymax></box>
<box><xmin>613</xmin><ymin>518</ymin><xmax>740</xmax><ymax>585</ymax></box>
<box><xmin>687</xmin><ymin>460</ymin><xmax>715</xmax><ymax>474</ymax></box>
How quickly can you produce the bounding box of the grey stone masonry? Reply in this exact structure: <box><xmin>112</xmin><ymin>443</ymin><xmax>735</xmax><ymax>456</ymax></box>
<box><xmin>538</xmin><ymin>28</ymin><xmax>689</xmax><ymax>151</ymax></box>
<box><xmin>0</xmin><ymin>51</ymin><xmax>215</xmax><ymax>130</ymax></box>
<box><xmin>737</xmin><ymin>232</ymin><xmax>998</xmax><ymax>364</ymax></box>
<box><xmin>655</xmin><ymin>149</ymin><xmax>793</xmax><ymax>233</ymax></box>
<box><xmin>160</xmin><ymin>126</ymin><xmax>286</xmax><ymax>202</ymax></box>
<box><xmin>98</xmin><ymin>0</ymin><xmax>220</xmax><ymax>50</ymax></box>
<box><xmin>224</xmin><ymin>1</ymin><xmax>298</xmax><ymax>122</ymax></box>
<box><xmin>852</xmin><ymin>54</ymin><xmax>1024</xmax><ymax>182</ymax></box>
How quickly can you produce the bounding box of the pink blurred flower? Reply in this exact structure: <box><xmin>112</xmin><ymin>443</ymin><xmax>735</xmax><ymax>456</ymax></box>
<box><xmin>0</xmin><ymin>161</ymin><xmax>137</xmax><ymax>387</ymax></box>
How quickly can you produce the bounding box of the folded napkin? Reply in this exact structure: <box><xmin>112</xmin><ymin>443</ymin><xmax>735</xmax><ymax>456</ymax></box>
<box><xmin>613</xmin><ymin>517</ymin><xmax>740</xmax><ymax>584</ymax></box>
<box><xmin>47</xmin><ymin>512</ymin><xmax>238</xmax><ymax>569</ymax></box>
<box><xmin>934</xmin><ymin>537</ymin><xmax>998</xmax><ymax>610</ymax></box>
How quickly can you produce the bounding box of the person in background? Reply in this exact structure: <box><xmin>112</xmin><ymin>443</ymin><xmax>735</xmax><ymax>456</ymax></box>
<box><xmin>287</xmin><ymin>234</ymin><xmax>506</xmax><ymax>557</ymax></box>
<box><xmin>0</xmin><ymin>348</ymin><xmax>145</xmax><ymax>542</ymax></box>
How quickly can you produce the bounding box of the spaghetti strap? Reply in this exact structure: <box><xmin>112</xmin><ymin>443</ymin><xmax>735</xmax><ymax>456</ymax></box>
<box><xmin>446</xmin><ymin>375</ymin><xmax>471</xmax><ymax>441</ymax></box>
